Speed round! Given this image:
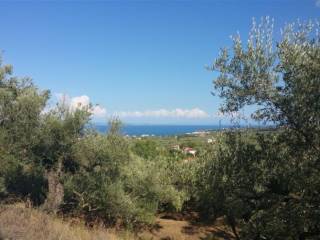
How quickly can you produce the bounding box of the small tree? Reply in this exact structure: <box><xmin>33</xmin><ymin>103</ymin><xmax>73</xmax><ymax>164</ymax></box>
<box><xmin>0</xmin><ymin>55</ymin><xmax>92</xmax><ymax>211</ymax></box>
<box><xmin>0</xmin><ymin>57</ymin><xmax>49</xmax><ymax>160</ymax></box>
<box><xmin>0</xmin><ymin>56</ymin><xmax>49</xmax><ymax>202</ymax></box>
<box><xmin>204</xmin><ymin>18</ymin><xmax>320</xmax><ymax>239</ymax></box>
<box><xmin>33</xmin><ymin>102</ymin><xmax>91</xmax><ymax>212</ymax></box>
<box><xmin>64</xmin><ymin>119</ymin><xmax>187</xmax><ymax>226</ymax></box>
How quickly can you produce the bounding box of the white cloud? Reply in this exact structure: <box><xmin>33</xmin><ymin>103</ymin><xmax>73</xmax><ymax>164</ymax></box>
<box><xmin>116</xmin><ymin>108</ymin><xmax>209</xmax><ymax>119</ymax></box>
<box><xmin>316</xmin><ymin>0</ymin><xmax>320</xmax><ymax>7</ymax></box>
<box><xmin>91</xmin><ymin>105</ymin><xmax>107</xmax><ymax>118</ymax></box>
<box><xmin>70</xmin><ymin>95</ymin><xmax>90</xmax><ymax>111</ymax></box>
<box><xmin>55</xmin><ymin>93</ymin><xmax>107</xmax><ymax>119</ymax></box>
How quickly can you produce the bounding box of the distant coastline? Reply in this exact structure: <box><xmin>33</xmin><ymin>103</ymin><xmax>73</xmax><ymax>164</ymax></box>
<box><xmin>93</xmin><ymin>124</ymin><xmax>265</xmax><ymax>136</ymax></box>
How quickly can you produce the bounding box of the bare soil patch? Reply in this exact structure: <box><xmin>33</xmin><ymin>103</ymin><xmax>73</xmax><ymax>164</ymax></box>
<box><xmin>138</xmin><ymin>214</ymin><xmax>235</xmax><ymax>240</ymax></box>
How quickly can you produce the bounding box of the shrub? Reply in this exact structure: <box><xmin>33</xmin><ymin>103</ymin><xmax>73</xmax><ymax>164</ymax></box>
<box><xmin>63</xmin><ymin>125</ymin><xmax>187</xmax><ymax>226</ymax></box>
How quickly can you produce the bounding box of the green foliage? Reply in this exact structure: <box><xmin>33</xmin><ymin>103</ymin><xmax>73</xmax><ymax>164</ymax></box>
<box><xmin>131</xmin><ymin>139</ymin><xmax>161</xmax><ymax>160</ymax></box>
<box><xmin>0</xmin><ymin>58</ymin><xmax>188</xmax><ymax>226</ymax></box>
<box><xmin>64</xmin><ymin>122</ymin><xmax>187</xmax><ymax>226</ymax></box>
<box><xmin>180</xmin><ymin>140</ymin><xmax>197</xmax><ymax>149</ymax></box>
<box><xmin>5</xmin><ymin>164</ymin><xmax>47</xmax><ymax>205</ymax></box>
<box><xmin>0</xmin><ymin>55</ymin><xmax>92</xmax><ymax>209</ymax></box>
<box><xmin>198</xmin><ymin>131</ymin><xmax>320</xmax><ymax>239</ymax></box>
<box><xmin>33</xmin><ymin>104</ymin><xmax>91</xmax><ymax>170</ymax></box>
<box><xmin>0</xmin><ymin>63</ymin><xmax>49</xmax><ymax>156</ymax></box>
<box><xmin>210</xmin><ymin>17</ymin><xmax>320</xmax><ymax>135</ymax></box>
<box><xmin>123</xmin><ymin>155</ymin><xmax>187</xmax><ymax>214</ymax></box>
<box><xmin>2</xmin><ymin>17</ymin><xmax>318</xmax><ymax>236</ymax></box>
<box><xmin>201</xmin><ymin>18</ymin><xmax>320</xmax><ymax>239</ymax></box>
<box><xmin>0</xmin><ymin>57</ymin><xmax>49</xmax><ymax>202</ymax></box>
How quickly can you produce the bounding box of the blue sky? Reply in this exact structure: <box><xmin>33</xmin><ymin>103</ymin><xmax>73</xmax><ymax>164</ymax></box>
<box><xmin>0</xmin><ymin>0</ymin><xmax>319</xmax><ymax>124</ymax></box>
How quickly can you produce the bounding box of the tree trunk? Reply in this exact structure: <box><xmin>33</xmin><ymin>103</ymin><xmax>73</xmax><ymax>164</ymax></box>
<box><xmin>42</xmin><ymin>161</ymin><xmax>64</xmax><ymax>214</ymax></box>
<box><xmin>227</xmin><ymin>215</ymin><xmax>240</xmax><ymax>240</ymax></box>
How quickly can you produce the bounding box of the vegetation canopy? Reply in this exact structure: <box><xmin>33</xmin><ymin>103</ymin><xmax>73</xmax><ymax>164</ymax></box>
<box><xmin>0</xmin><ymin>17</ymin><xmax>319</xmax><ymax>240</ymax></box>
<box><xmin>202</xmin><ymin>17</ymin><xmax>320</xmax><ymax>239</ymax></box>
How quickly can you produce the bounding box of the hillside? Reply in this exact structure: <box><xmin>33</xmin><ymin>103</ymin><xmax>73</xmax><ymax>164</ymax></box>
<box><xmin>0</xmin><ymin>204</ymin><xmax>235</xmax><ymax>240</ymax></box>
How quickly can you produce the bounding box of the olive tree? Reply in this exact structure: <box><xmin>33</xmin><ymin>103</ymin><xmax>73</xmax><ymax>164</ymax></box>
<box><xmin>203</xmin><ymin>18</ymin><xmax>320</xmax><ymax>239</ymax></box>
<box><xmin>33</xmin><ymin>103</ymin><xmax>91</xmax><ymax>212</ymax></box>
<box><xmin>0</xmin><ymin>56</ymin><xmax>49</xmax><ymax>202</ymax></box>
<box><xmin>210</xmin><ymin>17</ymin><xmax>320</xmax><ymax>147</ymax></box>
<box><xmin>63</xmin><ymin>120</ymin><xmax>187</xmax><ymax>226</ymax></box>
<box><xmin>0</xmin><ymin>55</ymin><xmax>92</xmax><ymax>211</ymax></box>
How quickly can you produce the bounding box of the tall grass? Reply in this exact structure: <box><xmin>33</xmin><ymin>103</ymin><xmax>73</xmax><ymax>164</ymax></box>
<box><xmin>0</xmin><ymin>203</ymin><xmax>126</xmax><ymax>240</ymax></box>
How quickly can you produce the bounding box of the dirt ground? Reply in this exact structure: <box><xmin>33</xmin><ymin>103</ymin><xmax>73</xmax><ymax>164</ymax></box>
<box><xmin>137</xmin><ymin>214</ymin><xmax>235</xmax><ymax>240</ymax></box>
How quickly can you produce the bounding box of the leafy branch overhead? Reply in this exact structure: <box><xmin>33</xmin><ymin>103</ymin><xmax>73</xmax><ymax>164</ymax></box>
<box><xmin>210</xmin><ymin>18</ymin><xmax>320</xmax><ymax>127</ymax></box>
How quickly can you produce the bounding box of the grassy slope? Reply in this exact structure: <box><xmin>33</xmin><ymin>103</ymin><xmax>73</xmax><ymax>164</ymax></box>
<box><xmin>0</xmin><ymin>204</ymin><xmax>122</xmax><ymax>240</ymax></box>
<box><xmin>0</xmin><ymin>204</ymin><xmax>235</xmax><ymax>240</ymax></box>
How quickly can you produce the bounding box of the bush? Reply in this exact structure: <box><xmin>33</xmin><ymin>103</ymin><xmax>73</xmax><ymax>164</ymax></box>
<box><xmin>131</xmin><ymin>139</ymin><xmax>160</xmax><ymax>160</ymax></box>
<box><xmin>63</xmin><ymin>129</ymin><xmax>187</xmax><ymax>226</ymax></box>
<box><xmin>196</xmin><ymin>129</ymin><xmax>320</xmax><ymax>239</ymax></box>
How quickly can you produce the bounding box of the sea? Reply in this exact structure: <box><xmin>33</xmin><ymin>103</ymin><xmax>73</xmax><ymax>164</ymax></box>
<box><xmin>94</xmin><ymin>124</ymin><xmax>226</xmax><ymax>136</ymax></box>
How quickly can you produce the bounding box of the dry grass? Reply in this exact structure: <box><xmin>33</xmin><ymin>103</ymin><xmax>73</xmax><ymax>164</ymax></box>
<box><xmin>0</xmin><ymin>203</ymin><xmax>234</xmax><ymax>240</ymax></box>
<box><xmin>0</xmin><ymin>203</ymin><xmax>126</xmax><ymax>240</ymax></box>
